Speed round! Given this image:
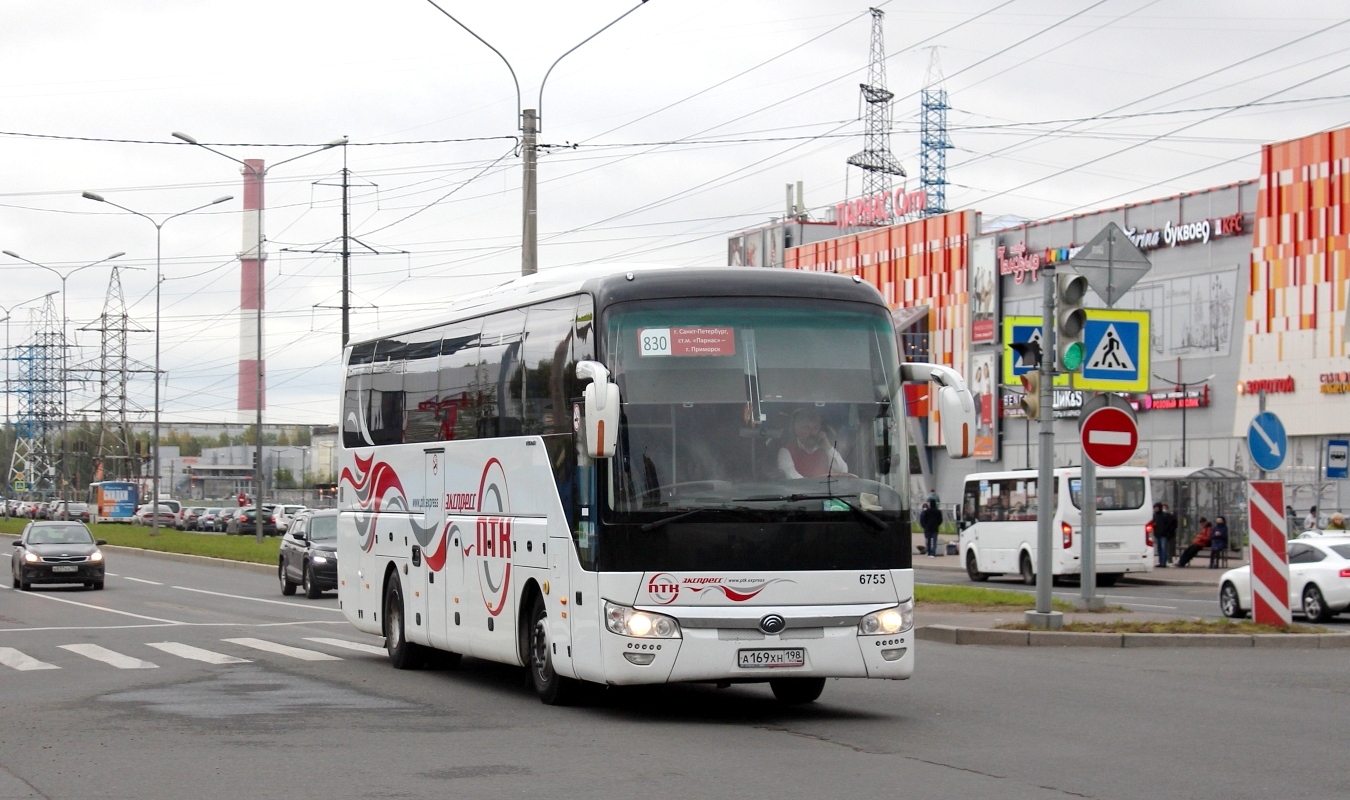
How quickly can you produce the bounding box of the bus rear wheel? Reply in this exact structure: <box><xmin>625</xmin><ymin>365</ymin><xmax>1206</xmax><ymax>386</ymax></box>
<box><xmin>770</xmin><ymin>678</ymin><xmax>826</xmax><ymax>704</ymax></box>
<box><xmin>528</xmin><ymin>595</ymin><xmax>579</xmax><ymax>705</ymax></box>
<box><xmin>384</xmin><ymin>578</ymin><xmax>427</xmax><ymax>670</ymax></box>
<box><xmin>1020</xmin><ymin>553</ymin><xmax>1035</xmax><ymax>585</ymax></box>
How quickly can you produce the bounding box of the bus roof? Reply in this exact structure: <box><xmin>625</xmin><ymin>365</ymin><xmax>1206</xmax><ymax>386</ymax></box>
<box><xmin>961</xmin><ymin>466</ymin><xmax>1150</xmax><ymax>483</ymax></box>
<box><xmin>349</xmin><ymin>263</ymin><xmax>888</xmax><ymax>348</ymax></box>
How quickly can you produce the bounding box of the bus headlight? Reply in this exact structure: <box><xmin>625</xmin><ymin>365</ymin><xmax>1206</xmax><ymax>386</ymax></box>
<box><xmin>604</xmin><ymin>601</ymin><xmax>681</xmax><ymax>638</ymax></box>
<box><xmin>859</xmin><ymin>599</ymin><xmax>913</xmax><ymax>635</ymax></box>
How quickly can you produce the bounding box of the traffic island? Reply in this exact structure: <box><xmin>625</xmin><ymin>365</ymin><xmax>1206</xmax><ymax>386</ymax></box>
<box><xmin>917</xmin><ymin>619</ymin><xmax>1350</xmax><ymax>648</ymax></box>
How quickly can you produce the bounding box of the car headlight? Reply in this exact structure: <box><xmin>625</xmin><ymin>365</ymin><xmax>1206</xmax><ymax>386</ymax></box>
<box><xmin>859</xmin><ymin>599</ymin><xmax>913</xmax><ymax>635</ymax></box>
<box><xmin>311</xmin><ymin>555</ymin><xmax>329</xmax><ymax>564</ymax></box>
<box><xmin>23</xmin><ymin>550</ymin><xmax>40</xmax><ymax>563</ymax></box>
<box><xmin>90</xmin><ymin>550</ymin><xmax>103</xmax><ymax>562</ymax></box>
<box><xmin>604</xmin><ymin>601</ymin><xmax>680</xmax><ymax>638</ymax></box>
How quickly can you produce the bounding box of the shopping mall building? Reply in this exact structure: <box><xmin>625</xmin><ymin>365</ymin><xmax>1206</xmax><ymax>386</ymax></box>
<box><xmin>728</xmin><ymin>126</ymin><xmax>1350</xmax><ymax>517</ymax></box>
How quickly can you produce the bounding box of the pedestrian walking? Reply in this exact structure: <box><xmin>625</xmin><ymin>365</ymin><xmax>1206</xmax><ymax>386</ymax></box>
<box><xmin>1151</xmin><ymin>503</ymin><xmax>1169</xmax><ymax>567</ymax></box>
<box><xmin>919</xmin><ymin>500</ymin><xmax>943</xmax><ymax>558</ymax></box>
<box><xmin>1209</xmin><ymin>516</ymin><xmax>1229</xmax><ymax>568</ymax></box>
<box><xmin>1177</xmin><ymin>517</ymin><xmax>1211</xmax><ymax>567</ymax></box>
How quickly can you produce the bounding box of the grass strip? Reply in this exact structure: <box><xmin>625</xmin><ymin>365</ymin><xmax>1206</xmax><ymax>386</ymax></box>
<box><xmin>915</xmin><ymin>583</ymin><xmax>1076</xmax><ymax>612</ymax></box>
<box><xmin>996</xmin><ymin>619</ymin><xmax>1326</xmax><ymax>634</ymax></box>
<box><xmin>1</xmin><ymin>518</ymin><xmax>279</xmax><ymax>565</ymax></box>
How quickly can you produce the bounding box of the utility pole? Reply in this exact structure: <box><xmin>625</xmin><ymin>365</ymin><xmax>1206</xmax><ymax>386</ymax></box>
<box><xmin>846</xmin><ymin>7</ymin><xmax>905</xmax><ymax>204</ymax></box>
<box><xmin>1027</xmin><ymin>269</ymin><xmax>1063</xmax><ymax>629</ymax></box>
<box><xmin>341</xmin><ymin>145</ymin><xmax>351</xmax><ymax>347</ymax></box>
<box><xmin>521</xmin><ymin>109</ymin><xmax>538</xmax><ymax>277</ymax></box>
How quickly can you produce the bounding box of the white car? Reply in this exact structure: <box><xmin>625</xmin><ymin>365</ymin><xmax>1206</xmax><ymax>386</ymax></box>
<box><xmin>274</xmin><ymin>504</ymin><xmax>307</xmax><ymax>533</ymax></box>
<box><xmin>1219</xmin><ymin>536</ymin><xmax>1350</xmax><ymax>622</ymax></box>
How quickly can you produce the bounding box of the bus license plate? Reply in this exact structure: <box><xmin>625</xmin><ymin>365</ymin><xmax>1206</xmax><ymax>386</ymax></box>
<box><xmin>737</xmin><ymin>648</ymin><xmax>804</xmax><ymax>668</ymax></box>
<box><xmin>1098</xmin><ymin>542</ymin><xmax>1121</xmax><ymax>549</ymax></box>
<box><xmin>51</xmin><ymin>565</ymin><xmax>78</xmax><ymax>573</ymax></box>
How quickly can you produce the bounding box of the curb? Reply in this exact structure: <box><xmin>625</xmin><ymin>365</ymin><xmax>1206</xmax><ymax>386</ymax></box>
<box><xmin>914</xmin><ymin>560</ymin><xmax>1223</xmax><ymax>588</ymax></box>
<box><xmin>3</xmin><ymin>533</ymin><xmax>272</xmax><ymax>575</ymax></box>
<box><xmin>916</xmin><ymin>624</ymin><xmax>1350</xmax><ymax>649</ymax></box>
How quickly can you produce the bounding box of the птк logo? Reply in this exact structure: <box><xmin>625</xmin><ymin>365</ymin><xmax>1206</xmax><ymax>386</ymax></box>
<box><xmin>647</xmin><ymin>573</ymin><xmax>679</xmax><ymax>604</ymax></box>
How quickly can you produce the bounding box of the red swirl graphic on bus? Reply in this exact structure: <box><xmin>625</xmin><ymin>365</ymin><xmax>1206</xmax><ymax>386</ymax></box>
<box><xmin>339</xmin><ymin>454</ymin><xmax>409</xmax><ymax>553</ymax></box>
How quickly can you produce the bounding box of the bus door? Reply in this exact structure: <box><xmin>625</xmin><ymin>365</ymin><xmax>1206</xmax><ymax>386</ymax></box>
<box><xmin>400</xmin><ymin>449</ymin><xmax>437</xmax><ymax>648</ymax></box>
<box><xmin>421</xmin><ymin>448</ymin><xmax>454</xmax><ymax>650</ymax></box>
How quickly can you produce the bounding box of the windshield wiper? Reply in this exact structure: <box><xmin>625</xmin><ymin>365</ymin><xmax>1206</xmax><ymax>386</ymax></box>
<box><xmin>734</xmin><ymin>493</ymin><xmax>889</xmax><ymax>533</ymax></box>
<box><xmin>639</xmin><ymin>506</ymin><xmax>752</xmax><ymax>532</ymax></box>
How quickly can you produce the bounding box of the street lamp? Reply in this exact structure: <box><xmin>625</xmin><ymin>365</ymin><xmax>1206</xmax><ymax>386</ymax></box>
<box><xmin>422</xmin><ymin>0</ymin><xmax>651</xmax><ymax>276</ymax></box>
<box><xmin>1150</xmin><ymin>371</ymin><xmax>1215</xmax><ymax>469</ymax></box>
<box><xmin>170</xmin><ymin>132</ymin><xmax>345</xmax><ymax>543</ymax></box>
<box><xmin>1</xmin><ymin>252</ymin><xmax>124</xmax><ymax>508</ymax></box>
<box><xmin>1</xmin><ymin>290</ymin><xmax>59</xmax><ymax>500</ymax></box>
<box><xmin>80</xmin><ymin>192</ymin><xmax>232</xmax><ymax>537</ymax></box>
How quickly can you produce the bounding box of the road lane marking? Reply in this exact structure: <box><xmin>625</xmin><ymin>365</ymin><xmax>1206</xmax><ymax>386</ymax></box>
<box><xmin>173</xmin><ymin>586</ymin><xmax>345</xmax><ymax>613</ymax></box>
<box><xmin>59</xmin><ymin>643</ymin><xmax>158</xmax><ymax>669</ymax></box>
<box><xmin>146</xmin><ymin>641</ymin><xmax>250</xmax><ymax>664</ymax></box>
<box><xmin>5</xmin><ymin>588</ymin><xmax>182</xmax><ymax>623</ymax></box>
<box><xmin>1122</xmin><ymin>603</ymin><xmax>1180</xmax><ymax>610</ymax></box>
<box><xmin>122</xmin><ymin>576</ymin><xmax>163</xmax><ymax>586</ymax></box>
<box><xmin>304</xmin><ymin>637</ymin><xmax>387</xmax><ymax>656</ymax></box>
<box><xmin>222</xmin><ymin>638</ymin><xmax>342</xmax><ymax>661</ymax></box>
<box><xmin>0</xmin><ymin>620</ymin><xmax>350</xmax><ymax>634</ymax></box>
<box><xmin>0</xmin><ymin>647</ymin><xmax>59</xmax><ymax>671</ymax></box>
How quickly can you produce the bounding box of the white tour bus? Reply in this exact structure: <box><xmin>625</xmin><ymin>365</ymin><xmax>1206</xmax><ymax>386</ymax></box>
<box><xmin>957</xmin><ymin>467</ymin><xmax>1154</xmax><ymax>586</ymax></box>
<box><xmin>336</xmin><ymin>264</ymin><xmax>976</xmax><ymax>705</ymax></box>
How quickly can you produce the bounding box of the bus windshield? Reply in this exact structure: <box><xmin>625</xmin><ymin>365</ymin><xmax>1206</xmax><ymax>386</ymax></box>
<box><xmin>604</xmin><ymin>298</ymin><xmax>906</xmax><ymax>521</ymax></box>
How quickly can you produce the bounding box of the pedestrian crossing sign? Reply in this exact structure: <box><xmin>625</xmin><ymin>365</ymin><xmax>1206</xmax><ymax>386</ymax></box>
<box><xmin>1076</xmin><ymin>309</ymin><xmax>1149</xmax><ymax>391</ymax></box>
<box><xmin>1000</xmin><ymin>316</ymin><xmax>1070</xmax><ymax>387</ymax></box>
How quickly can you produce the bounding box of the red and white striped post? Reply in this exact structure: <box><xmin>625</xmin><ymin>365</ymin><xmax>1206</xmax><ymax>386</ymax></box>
<box><xmin>238</xmin><ymin>159</ymin><xmax>265</xmax><ymax>419</ymax></box>
<box><xmin>1247</xmin><ymin>480</ymin><xmax>1291</xmax><ymax>626</ymax></box>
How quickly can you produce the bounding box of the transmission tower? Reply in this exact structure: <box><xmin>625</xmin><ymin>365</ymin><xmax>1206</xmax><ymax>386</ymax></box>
<box><xmin>8</xmin><ymin>295</ymin><xmax>62</xmax><ymax>497</ymax></box>
<box><xmin>77</xmin><ymin>266</ymin><xmax>150</xmax><ymax>481</ymax></box>
<box><xmin>920</xmin><ymin>48</ymin><xmax>953</xmax><ymax>216</ymax></box>
<box><xmin>847</xmin><ymin>7</ymin><xmax>905</xmax><ymax>203</ymax></box>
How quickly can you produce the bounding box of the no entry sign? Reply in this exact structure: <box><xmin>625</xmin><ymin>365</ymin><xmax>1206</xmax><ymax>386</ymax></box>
<box><xmin>1079</xmin><ymin>405</ymin><xmax>1139</xmax><ymax>467</ymax></box>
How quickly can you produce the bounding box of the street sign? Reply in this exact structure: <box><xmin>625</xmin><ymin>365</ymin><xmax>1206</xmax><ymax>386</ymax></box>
<box><xmin>1079</xmin><ymin>404</ymin><xmax>1139</xmax><ymax>468</ymax></box>
<box><xmin>1076</xmin><ymin>309</ymin><xmax>1150</xmax><ymax>392</ymax></box>
<box><xmin>1001</xmin><ymin>316</ymin><xmax>1069</xmax><ymax>386</ymax></box>
<box><xmin>1246</xmin><ymin>411</ymin><xmax>1288</xmax><ymax>472</ymax></box>
<box><xmin>1328</xmin><ymin>439</ymin><xmax>1349</xmax><ymax>479</ymax></box>
<box><xmin>1068</xmin><ymin>222</ymin><xmax>1152</xmax><ymax>307</ymax></box>
<box><xmin>1247</xmin><ymin>480</ymin><xmax>1291</xmax><ymax>626</ymax></box>
<box><xmin>12</xmin><ymin>481</ymin><xmax>26</xmax><ymax>491</ymax></box>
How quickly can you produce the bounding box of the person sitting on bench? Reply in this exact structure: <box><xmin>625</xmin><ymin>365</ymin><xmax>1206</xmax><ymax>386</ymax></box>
<box><xmin>1176</xmin><ymin>518</ymin><xmax>1212</xmax><ymax>567</ymax></box>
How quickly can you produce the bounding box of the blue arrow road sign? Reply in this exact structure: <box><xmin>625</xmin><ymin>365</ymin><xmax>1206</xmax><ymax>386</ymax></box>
<box><xmin>1247</xmin><ymin>411</ymin><xmax>1288</xmax><ymax>472</ymax></box>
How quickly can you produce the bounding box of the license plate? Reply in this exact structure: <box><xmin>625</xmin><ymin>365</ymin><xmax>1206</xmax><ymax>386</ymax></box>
<box><xmin>737</xmin><ymin>648</ymin><xmax>805</xmax><ymax>668</ymax></box>
<box><xmin>50</xmin><ymin>565</ymin><xmax>78</xmax><ymax>573</ymax></box>
<box><xmin>1098</xmin><ymin>542</ymin><xmax>1121</xmax><ymax>550</ymax></box>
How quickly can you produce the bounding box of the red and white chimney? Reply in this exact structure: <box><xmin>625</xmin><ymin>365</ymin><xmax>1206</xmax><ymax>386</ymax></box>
<box><xmin>239</xmin><ymin>159</ymin><xmax>265</xmax><ymax>419</ymax></box>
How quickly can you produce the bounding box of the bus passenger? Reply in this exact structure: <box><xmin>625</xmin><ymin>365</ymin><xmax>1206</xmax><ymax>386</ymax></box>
<box><xmin>777</xmin><ymin>407</ymin><xmax>849</xmax><ymax>479</ymax></box>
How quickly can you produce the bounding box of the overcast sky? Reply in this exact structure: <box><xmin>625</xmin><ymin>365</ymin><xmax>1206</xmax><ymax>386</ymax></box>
<box><xmin>1</xmin><ymin>0</ymin><xmax>1347</xmax><ymax>427</ymax></box>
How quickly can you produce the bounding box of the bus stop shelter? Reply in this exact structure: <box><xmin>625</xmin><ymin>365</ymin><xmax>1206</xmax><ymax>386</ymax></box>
<box><xmin>1149</xmin><ymin>466</ymin><xmax>1247</xmax><ymax>550</ymax></box>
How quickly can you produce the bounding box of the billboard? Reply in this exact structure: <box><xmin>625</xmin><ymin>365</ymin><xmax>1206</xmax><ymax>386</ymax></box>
<box><xmin>970</xmin><ymin>350</ymin><xmax>999</xmax><ymax>461</ymax></box>
<box><xmin>969</xmin><ymin>236</ymin><xmax>998</xmax><ymax>343</ymax></box>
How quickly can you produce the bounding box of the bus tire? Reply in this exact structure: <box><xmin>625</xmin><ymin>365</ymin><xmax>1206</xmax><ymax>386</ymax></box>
<box><xmin>528</xmin><ymin>595</ymin><xmax>579</xmax><ymax>705</ymax></box>
<box><xmin>383</xmin><ymin>578</ymin><xmax>427</xmax><ymax>670</ymax></box>
<box><xmin>770</xmin><ymin>677</ymin><xmax>826</xmax><ymax>704</ymax></box>
<box><xmin>1097</xmin><ymin>573</ymin><xmax>1119</xmax><ymax>588</ymax></box>
<box><xmin>966</xmin><ymin>551</ymin><xmax>989</xmax><ymax>582</ymax></box>
<box><xmin>1020</xmin><ymin>553</ymin><xmax>1035</xmax><ymax>585</ymax></box>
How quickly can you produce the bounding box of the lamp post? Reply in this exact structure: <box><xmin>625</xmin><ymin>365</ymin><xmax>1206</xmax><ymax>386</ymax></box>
<box><xmin>1</xmin><ymin>290</ymin><xmax>59</xmax><ymax>500</ymax></box>
<box><xmin>1</xmin><ymin>252</ymin><xmax>124</xmax><ymax>509</ymax></box>
<box><xmin>170</xmin><ymin>133</ymin><xmax>345</xmax><ymax>543</ymax></box>
<box><xmin>422</xmin><ymin>0</ymin><xmax>650</xmax><ymax>276</ymax></box>
<box><xmin>1150</xmin><ymin>371</ymin><xmax>1215</xmax><ymax>469</ymax></box>
<box><xmin>80</xmin><ymin>193</ymin><xmax>232</xmax><ymax>537</ymax></box>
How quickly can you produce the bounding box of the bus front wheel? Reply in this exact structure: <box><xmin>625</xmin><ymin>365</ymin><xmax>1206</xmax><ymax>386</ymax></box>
<box><xmin>528</xmin><ymin>595</ymin><xmax>579</xmax><ymax>705</ymax></box>
<box><xmin>384</xmin><ymin>578</ymin><xmax>427</xmax><ymax>670</ymax></box>
<box><xmin>770</xmin><ymin>678</ymin><xmax>826</xmax><ymax>704</ymax></box>
<box><xmin>966</xmin><ymin>551</ymin><xmax>989</xmax><ymax>582</ymax></box>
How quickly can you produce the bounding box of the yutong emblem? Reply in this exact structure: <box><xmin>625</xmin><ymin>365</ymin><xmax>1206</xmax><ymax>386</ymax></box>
<box><xmin>759</xmin><ymin>614</ymin><xmax>786</xmax><ymax>635</ymax></box>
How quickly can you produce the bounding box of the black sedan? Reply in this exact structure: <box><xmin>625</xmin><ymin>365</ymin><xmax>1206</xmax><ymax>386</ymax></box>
<box><xmin>228</xmin><ymin>507</ymin><xmax>279</xmax><ymax>536</ymax></box>
<box><xmin>279</xmin><ymin>509</ymin><xmax>337</xmax><ymax>598</ymax></box>
<box><xmin>11</xmin><ymin>522</ymin><xmax>107</xmax><ymax>590</ymax></box>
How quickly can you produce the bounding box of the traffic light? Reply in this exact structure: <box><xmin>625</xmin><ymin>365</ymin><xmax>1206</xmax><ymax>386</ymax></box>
<box><xmin>1009</xmin><ymin>340</ymin><xmax>1042</xmax><ymax>418</ymax></box>
<box><xmin>1056</xmin><ymin>271</ymin><xmax>1089</xmax><ymax>372</ymax></box>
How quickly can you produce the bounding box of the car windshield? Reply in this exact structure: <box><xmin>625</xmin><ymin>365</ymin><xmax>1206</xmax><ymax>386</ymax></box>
<box><xmin>604</xmin><ymin>298</ymin><xmax>906</xmax><ymax>518</ymax></box>
<box><xmin>27</xmin><ymin>525</ymin><xmax>94</xmax><ymax>545</ymax></box>
<box><xmin>308</xmin><ymin>515</ymin><xmax>337</xmax><ymax>541</ymax></box>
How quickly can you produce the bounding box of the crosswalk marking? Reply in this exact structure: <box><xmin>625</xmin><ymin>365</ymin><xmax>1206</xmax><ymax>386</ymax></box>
<box><xmin>145</xmin><ymin>641</ymin><xmax>250</xmax><ymax>665</ymax></box>
<box><xmin>59</xmin><ymin>643</ymin><xmax>158</xmax><ymax>669</ymax></box>
<box><xmin>304</xmin><ymin>637</ymin><xmax>387</xmax><ymax>656</ymax></box>
<box><xmin>222</xmin><ymin>638</ymin><xmax>342</xmax><ymax>661</ymax></box>
<box><xmin>0</xmin><ymin>647</ymin><xmax>59</xmax><ymax>671</ymax></box>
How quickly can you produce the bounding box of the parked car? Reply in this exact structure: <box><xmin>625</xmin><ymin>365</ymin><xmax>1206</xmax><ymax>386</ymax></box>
<box><xmin>274</xmin><ymin>504</ymin><xmax>307</xmax><ymax>533</ymax></box>
<box><xmin>1219</xmin><ymin>535</ymin><xmax>1350</xmax><ymax>622</ymax></box>
<box><xmin>54</xmin><ymin>502</ymin><xmax>91</xmax><ymax>523</ymax></box>
<box><xmin>132</xmin><ymin>504</ymin><xmax>178</xmax><ymax>527</ymax></box>
<box><xmin>179</xmin><ymin>507</ymin><xmax>206</xmax><ymax>530</ymax></box>
<box><xmin>227</xmin><ymin>506</ymin><xmax>279</xmax><ymax>536</ymax></box>
<box><xmin>197</xmin><ymin>507</ymin><xmax>223</xmax><ymax>531</ymax></box>
<box><xmin>278</xmin><ymin>509</ymin><xmax>337</xmax><ymax>598</ymax></box>
<box><xmin>216</xmin><ymin>508</ymin><xmax>238</xmax><ymax>532</ymax></box>
<box><xmin>11</xmin><ymin>521</ymin><xmax>107</xmax><ymax>590</ymax></box>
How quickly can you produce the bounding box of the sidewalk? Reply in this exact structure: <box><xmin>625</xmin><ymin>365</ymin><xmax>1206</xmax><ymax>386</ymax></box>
<box><xmin>912</xmin><ymin>551</ymin><xmax>1245</xmax><ymax>587</ymax></box>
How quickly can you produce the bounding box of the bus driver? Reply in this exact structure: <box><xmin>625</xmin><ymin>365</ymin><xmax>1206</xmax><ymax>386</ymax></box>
<box><xmin>777</xmin><ymin>407</ymin><xmax>850</xmax><ymax>479</ymax></box>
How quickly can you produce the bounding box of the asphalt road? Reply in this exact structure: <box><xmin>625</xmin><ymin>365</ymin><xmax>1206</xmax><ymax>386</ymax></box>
<box><xmin>2</xmin><ymin>540</ymin><xmax>1347</xmax><ymax>799</ymax></box>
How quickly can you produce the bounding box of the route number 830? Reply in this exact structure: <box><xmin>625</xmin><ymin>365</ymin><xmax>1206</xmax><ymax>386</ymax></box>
<box><xmin>639</xmin><ymin>328</ymin><xmax>672</xmax><ymax>356</ymax></box>
<box><xmin>859</xmin><ymin>572</ymin><xmax>887</xmax><ymax>585</ymax></box>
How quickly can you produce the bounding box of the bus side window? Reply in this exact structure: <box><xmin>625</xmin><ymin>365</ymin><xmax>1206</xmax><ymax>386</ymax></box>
<box><xmin>962</xmin><ymin>484</ymin><xmax>978</xmax><ymax>528</ymax></box>
<box><xmin>522</xmin><ymin>298</ymin><xmax>581</xmax><ymax>436</ymax></box>
<box><xmin>476</xmin><ymin>309</ymin><xmax>527</xmax><ymax>438</ymax></box>
<box><xmin>438</xmin><ymin>319</ymin><xmax>484</xmax><ymax>441</ymax></box>
<box><xmin>402</xmin><ymin>326</ymin><xmax>446</xmax><ymax>444</ymax></box>
<box><xmin>342</xmin><ymin>341</ymin><xmax>377</xmax><ymax>448</ymax></box>
<box><xmin>368</xmin><ymin>338</ymin><xmax>407</xmax><ymax>446</ymax></box>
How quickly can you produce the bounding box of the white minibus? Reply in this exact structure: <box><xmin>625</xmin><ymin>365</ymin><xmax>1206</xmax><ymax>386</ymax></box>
<box><xmin>957</xmin><ymin>467</ymin><xmax>1154</xmax><ymax>586</ymax></box>
<box><xmin>336</xmin><ymin>264</ymin><xmax>977</xmax><ymax>705</ymax></box>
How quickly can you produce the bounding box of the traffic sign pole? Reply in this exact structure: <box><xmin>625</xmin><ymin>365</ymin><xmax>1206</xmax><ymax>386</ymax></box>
<box><xmin>1027</xmin><ymin>265</ymin><xmax>1063</xmax><ymax>630</ymax></box>
<box><xmin>1079</xmin><ymin>447</ymin><xmax>1104</xmax><ymax>610</ymax></box>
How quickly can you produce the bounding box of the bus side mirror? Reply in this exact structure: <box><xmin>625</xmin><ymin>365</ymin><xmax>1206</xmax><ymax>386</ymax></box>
<box><xmin>900</xmin><ymin>362</ymin><xmax>977</xmax><ymax>459</ymax></box>
<box><xmin>577</xmin><ymin>361</ymin><xmax>620</xmax><ymax>459</ymax></box>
